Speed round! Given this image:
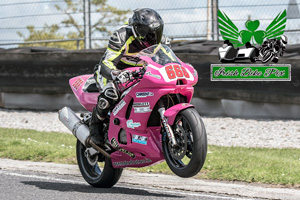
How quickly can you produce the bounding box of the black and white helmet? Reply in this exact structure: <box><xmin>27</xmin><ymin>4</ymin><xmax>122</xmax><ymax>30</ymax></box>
<box><xmin>280</xmin><ymin>35</ymin><xmax>288</xmax><ymax>46</ymax></box>
<box><xmin>129</xmin><ymin>8</ymin><xmax>164</xmax><ymax>48</ymax></box>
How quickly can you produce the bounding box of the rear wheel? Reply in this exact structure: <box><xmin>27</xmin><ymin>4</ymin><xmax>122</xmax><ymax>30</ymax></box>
<box><xmin>162</xmin><ymin>108</ymin><xmax>207</xmax><ymax>177</ymax></box>
<box><xmin>76</xmin><ymin>140</ymin><xmax>123</xmax><ymax>188</ymax></box>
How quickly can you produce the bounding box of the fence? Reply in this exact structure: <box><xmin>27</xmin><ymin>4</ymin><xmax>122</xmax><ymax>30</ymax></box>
<box><xmin>0</xmin><ymin>0</ymin><xmax>299</xmax><ymax>50</ymax></box>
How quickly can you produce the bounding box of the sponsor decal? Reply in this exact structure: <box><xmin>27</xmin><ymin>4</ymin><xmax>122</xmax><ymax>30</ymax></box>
<box><xmin>133</xmin><ymin>102</ymin><xmax>152</xmax><ymax>113</ymax></box>
<box><xmin>127</xmin><ymin>119</ymin><xmax>141</xmax><ymax>129</ymax></box>
<box><xmin>132</xmin><ymin>134</ymin><xmax>148</xmax><ymax>145</ymax></box>
<box><xmin>110</xmin><ymin>137</ymin><xmax>135</xmax><ymax>158</ymax></box>
<box><xmin>113</xmin><ymin>158</ymin><xmax>152</xmax><ymax>167</ymax></box>
<box><xmin>72</xmin><ymin>77</ymin><xmax>84</xmax><ymax>91</ymax></box>
<box><xmin>133</xmin><ymin>102</ymin><xmax>149</xmax><ymax>106</ymax></box>
<box><xmin>112</xmin><ymin>100</ymin><xmax>126</xmax><ymax>116</ymax></box>
<box><xmin>63</xmin><ymin>116</ymin><xmax>70</xmax><ymax>124</ymax></box>
<box><xmin>146</xmin><ymin>71</ymin><xmax>161</xmax><ymax>79</ymax></box>
<box><xmin>136</xmin><ymin>92</ymin><xmax>154</xmax><ymax>98</ymax></box>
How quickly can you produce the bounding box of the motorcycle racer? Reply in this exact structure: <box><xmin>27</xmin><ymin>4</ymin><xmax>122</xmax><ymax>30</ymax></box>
<box><xmin>89</xmin><ymin>8</ymin><xmax>170</xmax><ymax>147</ymax></box>
<box><xmin>259</xmin><ymin>35</ymin><xmax>288</xmax><ymax>63</ymax></box>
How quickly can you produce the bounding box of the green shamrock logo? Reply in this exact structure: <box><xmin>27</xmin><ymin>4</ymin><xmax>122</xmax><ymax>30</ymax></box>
<box><xmin>240</xmin><ymin>20</ymin><xmax>265</xmax><ymax>45</ymax></box>
<box><xmin>218</xmin><ymin>10</ymin><xmax>286</xmax><ymax>47</ymax></box>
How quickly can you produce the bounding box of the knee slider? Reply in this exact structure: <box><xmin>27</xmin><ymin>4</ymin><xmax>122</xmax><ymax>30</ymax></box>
<box><xmin>104</xmin><ymin>88</ymin><xmax>118</xmax><ymax>101</ymax></box>
<box><xmin>97</xmin><ymin>97</ymin><xmax>110</xmax><ymax>110</ymax></box>
<box><xmin>102</xmin><ymin>82</ymin><xmax>119</xmax><ymax>101</ymax></box>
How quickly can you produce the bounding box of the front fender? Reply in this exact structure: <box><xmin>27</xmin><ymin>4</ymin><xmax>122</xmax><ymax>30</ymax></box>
<box><xmin>164</xmin><ymin>103</ymin><xmax>195</xmax><ymax>125</ymax></box>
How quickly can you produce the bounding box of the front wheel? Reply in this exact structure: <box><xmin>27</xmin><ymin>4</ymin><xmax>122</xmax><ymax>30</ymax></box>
<box><xmin>76</xmin><ymin>140</ymin><xmax>123</xmax><ymax>188</ymax></box>
<box><xmin>162</xmin><ymin>108</ymin><xmax>207</xmax><ymax>178</ymax></box>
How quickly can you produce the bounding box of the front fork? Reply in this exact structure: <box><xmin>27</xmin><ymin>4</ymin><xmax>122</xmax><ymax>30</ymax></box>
<box><xmin>158</xmin><ymin>100</ymin><xmax>177</xmax><ymax>146</ymax></box>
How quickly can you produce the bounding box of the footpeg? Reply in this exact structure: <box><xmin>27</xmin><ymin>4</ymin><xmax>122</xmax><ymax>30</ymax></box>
<box><xmin>104</xmin><ymin>143</ymin><xmax>111</xmax><ymax>151</ymax></box>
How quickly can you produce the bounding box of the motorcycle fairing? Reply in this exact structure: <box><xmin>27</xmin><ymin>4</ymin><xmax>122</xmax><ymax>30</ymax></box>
<box><xmin>164</xmin><ymin>103</ymin><xmax>195</xmax><ymax>126</ymax></box>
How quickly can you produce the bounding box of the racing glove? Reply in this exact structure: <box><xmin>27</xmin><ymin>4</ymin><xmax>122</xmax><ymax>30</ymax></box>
<box><xmin>111</xmin><ymin>70</ymin><xmax>131</xmax><ymax>84</ymax></box>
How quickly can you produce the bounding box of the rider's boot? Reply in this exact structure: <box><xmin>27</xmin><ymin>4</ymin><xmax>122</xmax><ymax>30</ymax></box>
<box><xmin>89</xmin><ymin>107</ymin><xmax>105</xmax><ymax>146</ymax></box>
<box><xmin>89</xmin><ymin>82</ymin><xmax>118</xmax><ymax>147</ymax></box>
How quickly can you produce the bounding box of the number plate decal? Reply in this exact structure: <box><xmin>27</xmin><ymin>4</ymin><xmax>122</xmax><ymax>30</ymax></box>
<box><xmin>160</xmin><ymin>64</ymin><xmax>194</xmax><ymax>82</ymax></box>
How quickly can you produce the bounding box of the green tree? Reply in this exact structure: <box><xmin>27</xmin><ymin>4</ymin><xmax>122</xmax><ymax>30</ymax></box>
<box><xmin>17</xmin><ymin>24</ymin><xmax>82</xmax><ymax>49</ymax></box>
<box><xmin>18</xmin><ymin>0</ymin><xmax>130</xmax><ymax>50</ymax></box>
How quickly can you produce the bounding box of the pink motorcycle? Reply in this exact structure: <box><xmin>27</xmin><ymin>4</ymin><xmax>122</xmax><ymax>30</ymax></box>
<box><xmin>59</xmin><ymin>44</ymin><xmax>207</xmax><ymax>188</ymax></box>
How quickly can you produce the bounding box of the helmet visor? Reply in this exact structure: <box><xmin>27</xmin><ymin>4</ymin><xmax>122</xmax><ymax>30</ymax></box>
<box><xmin>139</xmin><ymin>26</ymin><xmax>163</xmax><ymax>47</ymax></box>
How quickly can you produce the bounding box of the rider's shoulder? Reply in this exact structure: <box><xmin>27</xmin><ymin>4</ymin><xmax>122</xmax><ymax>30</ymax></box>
<box><xmin>108</xmin><ymin>25</ymin><xmax>133</xmax><ymax>51</ymax></box>
<box><xmin>161</xmin><ymin>35</ymin><xmax>171</xmax><ymax>47</ymax></box>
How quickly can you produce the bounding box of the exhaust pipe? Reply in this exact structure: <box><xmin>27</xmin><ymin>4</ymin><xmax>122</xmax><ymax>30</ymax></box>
<box><xmin>58</xmin><ymin>107</ymin><xmax>111</xmax><ymax>159</ymax></box>
<box><xmin>58</xmin><ymin>107</ymin><xmax>90</xmax><ymax>146</ymax></box>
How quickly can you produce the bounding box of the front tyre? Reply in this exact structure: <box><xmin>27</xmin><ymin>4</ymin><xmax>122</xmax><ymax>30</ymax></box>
<box><xmin>76</xmin><ymin>140</ymin><xmax>123</xmax><ymax>188</ymax></box>
<box><xmin>162</xmin><ymin>108</ymin><xmax>207</xmax><ymax>178</ymax></box>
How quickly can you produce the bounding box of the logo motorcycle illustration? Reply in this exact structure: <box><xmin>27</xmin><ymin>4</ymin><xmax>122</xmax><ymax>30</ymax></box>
<box><xmin>218</xmin><ymin>9</ymin><xmax>288</xmax><ymax>64</ymax></box>
<box><xmin>218</xmin><ymin>10</ymin><xmax>286</xmax><ymax>47</ymax></box>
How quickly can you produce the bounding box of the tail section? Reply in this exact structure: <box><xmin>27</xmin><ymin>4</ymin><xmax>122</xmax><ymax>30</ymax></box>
<box><xmin>69</xmin><ymin>75</ymin><xmax>98</xmax><ymax>111</ymax></box>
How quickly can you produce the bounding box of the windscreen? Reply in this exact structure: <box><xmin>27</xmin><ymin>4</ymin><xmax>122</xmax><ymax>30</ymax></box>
<box><xmin>138</xmin><ymin>44</ymin><xmax>181</xmax><ymax>66</ymax></box>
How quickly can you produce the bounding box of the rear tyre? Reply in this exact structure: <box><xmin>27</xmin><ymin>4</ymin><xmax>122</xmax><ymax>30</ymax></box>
<box><xmin>76</xmin><ymin>140</ymin><xmax>123</xmax><ymax>188</ymax></box>
<box><xmin>162</xmin><ymin>108</ymin><xmax>207</xmax><ymax>178</ymax></box>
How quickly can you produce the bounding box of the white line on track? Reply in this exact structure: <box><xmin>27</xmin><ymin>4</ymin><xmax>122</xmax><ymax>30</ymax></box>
<box><xmin>0</xmin><ymin>170</ymin><xmax>255</xmax><ymax>200</ymax></box>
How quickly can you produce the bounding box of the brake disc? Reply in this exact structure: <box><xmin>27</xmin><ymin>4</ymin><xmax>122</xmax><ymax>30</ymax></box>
<box><xmin>168</xmin><ymin>125</ymin><xmax>187</xmax><ymax>160</ymax></box>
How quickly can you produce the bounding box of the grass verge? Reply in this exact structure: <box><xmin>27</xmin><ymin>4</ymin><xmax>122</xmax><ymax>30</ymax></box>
<box><xmin>0</xmin><ymin>127</ymin><xmax>300</xmax><ymax>186</ymax></box>
<box><xmin>0</xmin><ymin>128</ymin><xmax>76</xmax><ymax>164</ymax></box>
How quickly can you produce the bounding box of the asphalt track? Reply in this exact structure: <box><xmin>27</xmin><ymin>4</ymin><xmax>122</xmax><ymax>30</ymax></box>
<box><xmin>1</xmin><ymin>159</ymin><xmax>299</xmax><ymax>200</ymax></box>
<box><xmin>0</xmin><ymin>170</ymin><xmax>258</xmax><ymax>200</ymax></box>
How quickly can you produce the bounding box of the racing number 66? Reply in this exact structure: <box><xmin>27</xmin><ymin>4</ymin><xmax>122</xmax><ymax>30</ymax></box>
<box><xmin>165</xmin><ymin>64</ymin><xmax>190</xmax><ymax>80</ymax></box>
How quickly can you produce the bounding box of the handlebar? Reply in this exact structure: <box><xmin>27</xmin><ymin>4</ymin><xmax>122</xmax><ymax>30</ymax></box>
<box><xmin>126</xmin><ymin>67</ymin><xmax>145</xmax><ymax>86</ymax></box>
<box><xmin>131</xmin><ymin>70</ymin><xmax>140</xmax><ymax>78</ymax></box>
<box><xmin>114</xmin><ymin>67</ymin><xmax>146</xmax><ymax>87</ymax></box>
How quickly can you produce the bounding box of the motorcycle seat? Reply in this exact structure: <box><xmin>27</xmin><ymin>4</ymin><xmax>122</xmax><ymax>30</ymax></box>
<box><xmin>82</xmin><ymin>76</ymin><xmax>100</xmax><ymax>93</ymax></box>
<box><xmin>85</xmin><ymin>83</ymin><xmax>99</xmax><ymax>93</ymax></box>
